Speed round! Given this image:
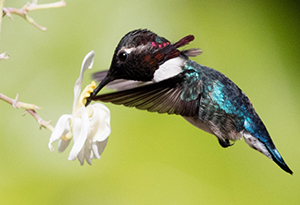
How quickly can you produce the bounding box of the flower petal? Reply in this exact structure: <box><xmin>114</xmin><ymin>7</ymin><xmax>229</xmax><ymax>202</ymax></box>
<box><xmin>57</xmin><ymin>139</ymin><xmax>71</xmax><ymax>153</ymax></box>
<box><xmin>48</xmin><ymin>114</ymin><xmax>72</xmax><ymax>151</ymax></box>
<box><xmin>92</xmin><ymin>138</ymin><xmax>109</xmax><ymax>159</ymax></box>
<box><xmin>77</xmin><ymin>139</ymin><xmax>92</xmax><ymax>165</ymax></box>
<box><xmin>68</xmin><ymin>107</ymin><xmax>89</xmax><ymax>161</ymax></box>
<box><xmin>87</xmin><ymin>103</ymin><xmax>111</xmax><ymax>160</ymax></box>
<box><xmin>89</xmin><ymin>103</ymin><xmax>111</xmax><ymax>142</ymax></box>
<box><xmin>84</xmin><ymin>139</ymin><xmax>93</xmax><ymax>165</ymax></box>
<box><xmin>91</xmin><ymin>143</ymin><xmax>100</xmax><ymax>159</ymax></box>
<box><xmin>72</xmin><ymin>50</ymin><xmax>95</xmax><ymax>114</ymax></box>
<box><xmin>77</xmin><ymin>148</ymin><xmax>85</xmax><ymax>165</ymax></box>
<box><xmin>96</xmin><ymin>138</ymin><xmax>109</xmax><ymax>156</ymax></box>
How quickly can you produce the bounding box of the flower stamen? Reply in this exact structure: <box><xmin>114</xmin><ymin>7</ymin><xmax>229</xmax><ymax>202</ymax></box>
<box><xmin>80</xmin><ymin>81</ymin><xmax>96</xmax><ymax>106</ymax></box>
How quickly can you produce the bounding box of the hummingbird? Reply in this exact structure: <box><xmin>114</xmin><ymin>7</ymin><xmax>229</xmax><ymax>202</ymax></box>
<box><xmin>87</xmin><ymin>29</ymin><xmax>293</xmax><ymax>174</ymax></box>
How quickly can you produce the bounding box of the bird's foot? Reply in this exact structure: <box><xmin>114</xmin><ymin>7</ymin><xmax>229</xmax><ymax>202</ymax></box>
<box><xmin>218</xmin><ymin>138</ymin><xmax>234</xmax><ymax>148</ymax></box>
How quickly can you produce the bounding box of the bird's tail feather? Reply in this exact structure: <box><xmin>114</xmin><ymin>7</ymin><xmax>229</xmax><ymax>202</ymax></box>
<box><xmin>267</xmin><ymin>147</ymin><xmax>293</xmax><ymax>175</ymax></box>
<box><xmin>243</xmin><ymin>132</ymin><xmax>293</xmax><ymax>174</ymax></box>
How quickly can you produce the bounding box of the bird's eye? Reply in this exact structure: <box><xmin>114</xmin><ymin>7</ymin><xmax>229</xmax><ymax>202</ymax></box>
<box><xmin>118</xmin><ymin>51</ymin><xmax>128</xmax><ymax>62</ymax></box>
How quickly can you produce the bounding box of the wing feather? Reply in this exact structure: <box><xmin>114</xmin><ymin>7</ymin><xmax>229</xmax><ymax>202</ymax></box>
<box><xmin>93</xmin><ymin>70</ymin><xmax>151</xmax><ymax>91</ymax></box>
<box><xmin>89</xmin><ymin>72</ymin><xmax>200</xmax><ymax>116</ymax></box>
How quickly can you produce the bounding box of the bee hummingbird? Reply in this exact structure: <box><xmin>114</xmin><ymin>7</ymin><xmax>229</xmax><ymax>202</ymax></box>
<box><xmin>87</xmin><ymin>29</ymin><xmax>292</xmax><ymax>174</ymax></box>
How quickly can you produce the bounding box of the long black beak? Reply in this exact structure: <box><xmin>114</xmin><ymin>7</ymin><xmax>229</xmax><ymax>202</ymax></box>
<box><xmin>85</xmin><ymin>74</ymin><xmax>114</xmax><ymax>106</ymax></box>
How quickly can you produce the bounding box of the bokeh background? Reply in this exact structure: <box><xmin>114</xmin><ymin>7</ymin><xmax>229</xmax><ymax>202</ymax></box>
<box><xmin>0</xmin><ymin>0</ymin><xmax>300</xmax><ymax>204</ymax></box>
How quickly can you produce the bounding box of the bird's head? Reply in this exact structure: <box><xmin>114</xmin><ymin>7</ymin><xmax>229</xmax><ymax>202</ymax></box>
<box><xmin>87</xmin><ymin>29</ymin><xmax>195</xmax><ymax>105</ymax></box>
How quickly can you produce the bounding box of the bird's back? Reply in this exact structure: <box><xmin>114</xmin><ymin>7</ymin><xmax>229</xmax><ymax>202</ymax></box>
<box><xmin>184</xmin><ymin>60</ymin><xmax>292</xmax><ymax>174</ymax></box>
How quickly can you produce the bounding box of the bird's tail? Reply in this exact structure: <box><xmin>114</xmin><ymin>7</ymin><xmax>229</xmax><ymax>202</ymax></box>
<box><xmin>267</xmin><ymin>147</ymin><xmax>293</xmax><ymax>175</ymax></box>
<box><xmin>243</xmin><ymin>132</ymin><xmax>293</xmax><ymax>174</ymax></box>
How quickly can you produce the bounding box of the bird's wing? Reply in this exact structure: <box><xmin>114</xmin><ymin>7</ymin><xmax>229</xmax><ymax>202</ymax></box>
<box><xmin>93</xmin><ymin>70</ymin><xmax>152</xmax><ymax>91</ymax></box>
<box><xmin>89</xmin><ymin>70</ymin><xmax>201</xmax><ymax>117</ymax></box>
<box><xmin>92</xmin><ymin>70</ymin><xmax>109</xmax><ymax>82</ymax></box>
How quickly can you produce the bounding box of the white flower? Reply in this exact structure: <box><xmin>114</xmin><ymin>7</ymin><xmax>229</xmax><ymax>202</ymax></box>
<box><xmin>48</xmin><ymin>51</ymin><xmax>111</xmax><ymax>165</ymax></box>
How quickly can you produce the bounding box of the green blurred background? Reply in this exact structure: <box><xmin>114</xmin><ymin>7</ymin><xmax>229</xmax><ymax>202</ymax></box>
<box><xmin>0</xmin><ymin>0</ymin><xmax>300</xmax><ymax>204</ymax></box>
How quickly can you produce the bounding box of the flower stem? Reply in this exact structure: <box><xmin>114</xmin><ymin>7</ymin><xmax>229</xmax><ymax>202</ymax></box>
<box><xmin>25</xmin><ymin>0</ymin><xmax>66</xmax><ymax>12</ymax></box>
<box><xmin>0</xmin><ymin>0</ymin><xmax>5</xmax><ymax>39</ymax></box>
<box><xmin>0</xmin><ymin>93</ymin><xmax>54</xmax><ymax>131</ymax></box>
<box><xmin>3</xmin><ymin>0</ymin><xmax>66</xmax><ymax>31</ymax></box>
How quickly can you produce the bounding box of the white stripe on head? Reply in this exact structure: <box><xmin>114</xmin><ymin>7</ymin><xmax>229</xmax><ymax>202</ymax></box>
<box><xmin>124</xmin><ymin>48</ymin><xmax>134</xmax><ymax>54</ymax></box>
